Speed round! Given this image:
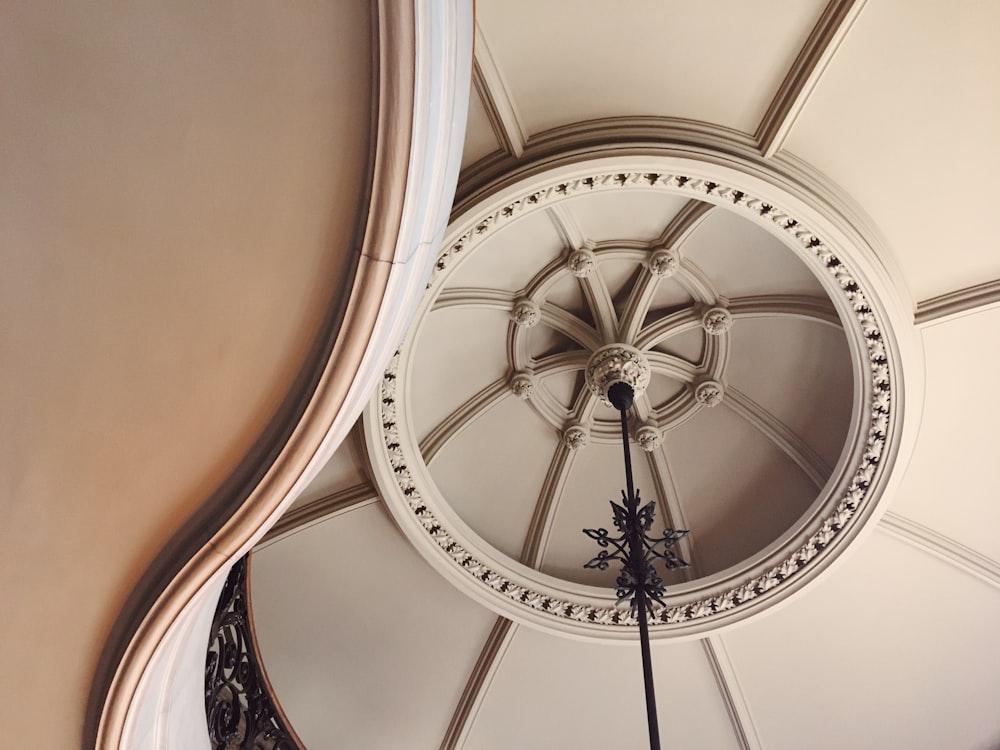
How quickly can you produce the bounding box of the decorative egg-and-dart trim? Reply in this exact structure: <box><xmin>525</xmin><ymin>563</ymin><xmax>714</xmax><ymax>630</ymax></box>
<box><xmin>370</xmin><ymin>163</ymin><xmax>899</xmax><ymax>637</ymax></box>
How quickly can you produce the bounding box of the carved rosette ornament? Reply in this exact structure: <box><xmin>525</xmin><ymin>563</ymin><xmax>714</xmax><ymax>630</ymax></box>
<box><xmin>695</xmin><ymin>380</ymin><xmax>725</xmax><ymax>408</ymax></box>
<box><xmin>510</xmin><ymin>298</ymin><xmax>541</xmax><ymax>328</ymax></box>
<box><xmin>585</xmin><ymin>344</ymin><xmax>652</xmax><ymax>406</ymax></box>
<box><xmin>563</xmin><ymin>424</ymin><xmax>589</xmax><ymax>450</ymax></box>
<box><xmin>701</xmin><ymin>306</ymin><xmax>733</xmax><ymax>335</ymax></box>
<box><xmin>647</xmin><ymin>248</ymin><xmax>679</xmax><ymax>278</ymax></box>
<box><xmin>567</xmin><ymin>248</ymin><xmax>597</xmax><ymax>278</ymax></box>
<box><xmin>509</xmin><ymin>371</ymin><xmax>536</xmax><ymax>400</ymax></box>
<box><xmin>635</xmin><ymin>424</ymin><xmax>662</xmax><ymax>452</ymax></box>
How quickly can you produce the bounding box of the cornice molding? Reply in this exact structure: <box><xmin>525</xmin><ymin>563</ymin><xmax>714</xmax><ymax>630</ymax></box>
<box><xmin>879</xmin><ymin>512</ymin><xmax>1000</xmax><ymax>589</ymax></box>
<box><xmin>914</xmin><ymin>278</ymin><xmax>1000</xmax><ymax>327</ymax></box>
<box><xmin>755</xmin><ymin>0</ymin><xmax>868</xmax><ymax>158</ymax></box>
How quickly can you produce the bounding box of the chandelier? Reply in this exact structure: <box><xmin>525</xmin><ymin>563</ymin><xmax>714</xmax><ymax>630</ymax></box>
<box><xmin>582</xmin><ymin>354</ymin><xmax>690</xmax><ymax>750</ymax></box>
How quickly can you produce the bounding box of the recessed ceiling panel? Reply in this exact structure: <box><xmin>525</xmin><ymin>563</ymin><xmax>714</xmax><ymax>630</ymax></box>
<box><xmin>462</xmin><ymin>87</ymin><xmax>502</xmax><ymax>169</ymax></box>
<box><xmin>476</xmin><ymin>0</ymin><xmax>827</xmax><ymax>135</ymax></box>
<box><xmin>251</xmin><ymin>503</ymin><xmax>497</xmax><ymax>750</ymax></box>
<box><xmin>723</xmin><ymin>533</ymin><xmax>1000</xmax><ymax>749</ymax></box>
<box><xmin>563</xmin><ymin>190</ymin><xmax>692</xmax><ymax>245</ymax></box>
<box><xmin>464</xmin><ymin>625</ymin><xmax>740</xmax><ymax>749</ymax></box>
<box><xmin>784</xmin><ymin>0</ymin><xmax>1000</xmax><ymax>299</ymax></box>
<box><xmin>409</xmin><ymin>306</ymin><xmax>510</xmax><ymax>440</ymax></box>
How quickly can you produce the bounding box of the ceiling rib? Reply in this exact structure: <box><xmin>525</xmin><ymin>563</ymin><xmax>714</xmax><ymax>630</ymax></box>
<box><xmin>580</xmin><ymin>268</ymin><xmax>619</xmax><ymax>344</ymax></box>
<box><xmin>754</xmin><ymin>0</ymin><xmax>868</xmax><ymax>158</ymax></box>
<box><xmin>728</xmin><ymin>295</ymin><xmax>842</xmax><ymax>328</ymax></box>
<box><xmin>420</xmin><ymin>377</ymin><xmax>510</xmax><ymax>463</ymax></box>
<box><xmin>619</xmin><ymin>200</ymin><xmax>716</xmax><ymax>343</ymax></box>
<box><xmin>546</xmin><ymin>204</ymin><xmax>588</xmax><ymax>251</ymax></box>
<box><xmin>879</xmin><ymin>512</ymin><xmax>1000</xmax><ymax>590</ymax></box>
<box><xmin>439</xmin><ymin>617</ymin><xmax>517</xmax><ymax>750</ymax></box>
<box><xmin>723</xmin><ymin>386</ymin><xmax>833</xmax><ymax>490</ymax></box>
<box><xmin>258</xmin><ymin>482</ymin><xmax>377</xmax><ymax>546</ymax></box>
<box><xmin>702</xmin><ymin>636</ymin><xmax>765</xmax><ymax>750</ymax></box>
<box><xmin>519</xmin><ymin>441</ymin><xmax>579</xmax><ymax>568</ymax></box>
<box><xmin>914</xmin><ymin>278</ymin><xmax>1000</xmax><ymax>327</ymax></box>
<box><xmin>655</xmin><ymin>199</ymin><xmax>715</xmax><ymax>249</ymax></box>
<box><xmin>633</xmin><ymin>396</ymin><xmax>701</xmax><ymax>578</ymax></box>
<box><xmin>472</xmin><ymin>19</ymin><xmax>527</xmax><ymax>157</ymax></box>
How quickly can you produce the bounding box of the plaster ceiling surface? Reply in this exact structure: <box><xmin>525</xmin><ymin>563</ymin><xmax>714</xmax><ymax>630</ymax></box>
<box><xmin>251</xmin><ymin>2</ymin><xmax>1000</xmax><ymax>748</ymax></box>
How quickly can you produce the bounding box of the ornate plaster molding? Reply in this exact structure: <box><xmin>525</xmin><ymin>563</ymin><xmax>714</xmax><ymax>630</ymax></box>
<box><xmin>367</xmin><ymin>151</ymin><xmax>918</xmax><ymax>641</ymax></box>
<box><xmin>585</xmin><ymin>345</ymin><xmax>652</xmax><ymax>405</ymax></box>
<box><xmin>702</xmin><ymin>306</ymin><xmax>734</xmax><ymax>335</ymax></box>
<box><xmin>695</xmin><ymin>380</ymin><xmax>725</xmax><ymax>408</ymax></box>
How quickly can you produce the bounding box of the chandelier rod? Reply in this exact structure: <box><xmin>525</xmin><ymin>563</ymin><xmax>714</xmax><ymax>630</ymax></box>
<box><xmin>608</xmin><ymin>382</ymin><xmax>661</xmax><ymax>750</ymax></box>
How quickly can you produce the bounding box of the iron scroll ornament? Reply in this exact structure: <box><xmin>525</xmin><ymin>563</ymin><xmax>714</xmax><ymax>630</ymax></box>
<box><xmin>584</xmin><ymin>490</ymin><xmax>689</xmax><ymax>615</ymax></box>
<box><xmin>205</xmin><ymin>555</ymin><xmax>301</xmax><ymax>750</ymax></box>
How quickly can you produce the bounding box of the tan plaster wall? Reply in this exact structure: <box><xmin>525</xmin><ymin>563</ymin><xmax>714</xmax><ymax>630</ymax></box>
<box><xmin>0</xmin><ymin>2</ymin><xmax>372</xmax><ymax>746</ymax></box>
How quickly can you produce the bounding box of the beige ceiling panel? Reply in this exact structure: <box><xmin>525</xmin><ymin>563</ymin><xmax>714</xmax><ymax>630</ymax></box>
<box><xmin>446</xmin><ymin>206</ymin><xmax>567</xmax><ymax>292</ymax></box>
<box><xmin>681</xmin><ymin>208</ymin><xmax>826</xmax><ymax>299</ymax></box>
<box><xmin>663</xmin><ymin>403</ymin><xmax>822</xmax><ymax>578</ymax></box>
<box><xmin>725</xmin><ymin>316</ymin><xmax>853</xmax><ymax>470</ymax></box>
<box><xmin>462</xmin><ymin>86</ymin><xmax>503</xmax><ymax>169</ymax></box>
<box><xmin>251</xmin><ymin>503</ymin><xmax>497</xmax><ymax>750</ymax></box>
<box><xmin>723</xmin><ymin>533</ymin><xmax>1000</xmax><ymax>749</ymax></box>
<box><xmin>430</xmin><ymin>397</ymin><xmax>556</xmax><ymax>562</ymax></box>
<box><xmin>0</xmin><ymin>3</ymin><xmax>371</xmax><ymax>745</ymax></box>
<box><xmin>783</xmin><ymin>0</ymin><xmax>1000</xmax><ymax>300</ymax></box>
<box><xmin>476</xmin><ymin>0</ymin><xmax>827</xmax><ymax>136</ymax></box>
<box><xmin>409</xmin><ymin>306</ymin><xmax>511</xmax><ymax>440</ymax></box>
<box><xmin>889</xmin><ymin>307</ymin><xmax>1000</xmax><ymax>561</ymax></box>
<box><xmin>539</xmin><ymin>439</ymin><xmax>680</xmax><ymax>587</ymax></box>
<box><xmin>563</xmin><ymin>190</ymin><xmax>693</xmax><ymax>245</ymax></box>
<box><xmin>464</xmin><ymin>624</ymin><xmax>740</xmax><ymax>749</ymax></box>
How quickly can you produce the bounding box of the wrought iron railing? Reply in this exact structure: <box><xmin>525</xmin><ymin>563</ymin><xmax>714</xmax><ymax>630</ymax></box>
<box><xmin>205</xmin><ymin>555</ymin><xmax>303</xmax><ymax>750</ymax></box>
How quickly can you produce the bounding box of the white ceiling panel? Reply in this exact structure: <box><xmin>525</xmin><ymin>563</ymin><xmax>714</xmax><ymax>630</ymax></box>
<box><xmin>476</xmin><ymin>0</ymin><xmax>827</xmax><ymax>137</ymax></box>
<box><xmin>464</xmin><ymin>624</ymin><xmax>741</xmax><ymax>749</ymax></box>
<box><xmin>462</xmin><ymin>86</ymin><xmax>502</xmax><ymax>168</ymax></box>
<box><xmin>889</xmin><ymin>306</ymin><xmax>1000</xmax><ymax>561</ymax></box>
<box><xmin>783</xmin><ymin>0</ymin><xmax>1000</xmax><ymax>300</ymax></box>
<box><xmin>251</xmin><ymin>503</ymin><xmax>497</xmax><ymax>750</ymax></box>
<box><xmin>722</xmin><ymin>532</ymin><xmax>1000</xmax><ymax>750</ymax></box>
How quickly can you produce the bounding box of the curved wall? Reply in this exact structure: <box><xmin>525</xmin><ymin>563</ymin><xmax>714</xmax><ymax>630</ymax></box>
<box><xmin>0</xmin><ymin>1</ymin><xmax>471</xmax><ymax>747</ymax></box>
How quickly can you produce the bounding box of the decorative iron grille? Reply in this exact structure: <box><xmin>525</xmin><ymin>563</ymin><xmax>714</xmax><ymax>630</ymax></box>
<box><xmin>205</xmin><ymin>555</ymin><xmax>301</xmax><ymax>750</ymax></box>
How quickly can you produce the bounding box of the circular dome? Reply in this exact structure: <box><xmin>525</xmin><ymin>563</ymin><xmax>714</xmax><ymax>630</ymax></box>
<box><xmin>365</xmin><ymin>153</ymin><xmax>905</xmax><ymax>640</ymax></box>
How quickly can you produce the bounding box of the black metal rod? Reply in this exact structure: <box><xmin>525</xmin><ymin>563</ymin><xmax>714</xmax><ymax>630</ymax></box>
<box><xmin>615</xmin><ymin>399</ymin><xmax>661</xmax><ymax>750</ymax></box>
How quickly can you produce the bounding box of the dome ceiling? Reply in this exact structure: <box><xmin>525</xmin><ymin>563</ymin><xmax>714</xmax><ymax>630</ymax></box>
<box><xmin>407</xmin><ymin>184</ymin><xmax>853</xmax><ymax>593</ymax></box>
<box><xmin>249</xmin><ymin>2</ymin><xmax>1000</xmax><ymax>748</ymax></box>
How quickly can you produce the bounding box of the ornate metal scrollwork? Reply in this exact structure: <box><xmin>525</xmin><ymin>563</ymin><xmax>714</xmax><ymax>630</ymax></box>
<box><xmin>584</xmin><ymin>489</ymin><xmax>689</xmax><ymax>616</ymax></box>
<box><xmin>205</xmin><ymin>556</ymin><xmax>301</xmax><ymax>750</ymax></box>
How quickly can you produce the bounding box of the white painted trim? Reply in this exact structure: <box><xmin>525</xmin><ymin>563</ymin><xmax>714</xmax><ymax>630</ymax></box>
<box><xmin>756</xmin><ymin>0</ymin><xmax>868</xmax><ymax>158</ymax></box>
<box><xmin>914</xmin><ymin>278</ymin><xmax>1000</xmax><ymax>327</ymax></box>
<box><xmin>472</xmin><ymin>19</ymin><xmax>527</xmax><ymax>157</ymax></box>
<box><xmin>702</xmin><ymin>636</ymin><xmax>764</xmax><ymax>750</ymax></box>
<box><xmin>879</xmin><ymin>512</ymin><xmax>1000</xmax><ymax>589</ymax></box>
<box><xmin>439</xmin><ymin>618</ymin><xmax>518</xmax><ymax>749</ymax></box>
